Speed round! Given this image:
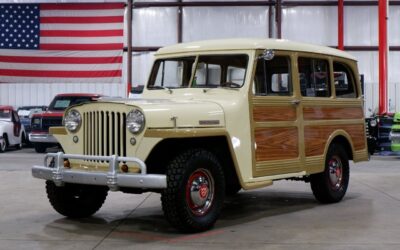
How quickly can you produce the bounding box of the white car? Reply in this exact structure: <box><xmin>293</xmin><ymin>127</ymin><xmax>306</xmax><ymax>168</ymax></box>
<box><xmin>0</xmin><ymin>106</ymin><xmax>26</xmax><ymax>152</ymax></box>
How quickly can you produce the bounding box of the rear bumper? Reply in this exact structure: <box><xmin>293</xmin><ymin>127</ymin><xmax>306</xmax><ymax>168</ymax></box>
<box><xmin>29</xmin><ymin>132</ymin><xmax>58</xmax><ymax>143</ymax></box>
<box><xmin>31</xmin><ymin>152</ymin><xmax>167</xmax><ymax>191</ymax></box>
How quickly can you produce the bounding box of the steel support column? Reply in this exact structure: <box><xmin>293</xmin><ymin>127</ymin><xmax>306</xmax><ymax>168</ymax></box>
<box><xmin>379</xmin><ymin>0</ymin><xmax>388</xmax><ymax>115</ymax></box>
<box><xmin>127</xmin><ymin>0</ymin><xmax>133</xmax><ymax>97</ymax></box>
<box><xmin>338</xmin><ymin>0</ymin><xmax>344</xmax><ymax>50</ymax></box>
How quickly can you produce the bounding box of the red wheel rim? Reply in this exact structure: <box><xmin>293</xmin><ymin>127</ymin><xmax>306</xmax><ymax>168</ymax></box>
<box><xmin>328</xmin><ymin>155</ymin><xmax>343</xmax><ymax>190</ymax></box>
<box><xmin>185</xmin><ymin>169</ymin><xmax>214</xmax><ymax>216</ymax></box>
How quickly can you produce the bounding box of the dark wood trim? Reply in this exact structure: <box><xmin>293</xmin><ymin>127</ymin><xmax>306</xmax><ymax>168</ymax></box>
<box><xmin>255</xmin><ymin>127</ymin><xmax>299</xmax><ymax>161</ymax></box>
<box><xmin>303</xmin><ymin>107</ymin><xmax>364</xmax><ymax>120</ymax></box>
<box><xmin>253</xmin><ymin>106</ymin><xmax>297</xmax><ymax>122</ymax></box>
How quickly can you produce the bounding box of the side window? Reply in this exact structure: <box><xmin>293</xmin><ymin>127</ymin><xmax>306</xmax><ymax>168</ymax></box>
<box><xmin>254</xmin><ymin>56</ymin><xmax>292</xmax><ymax>96</ymax></box>
<box><xmin>333</xmin><ymin>62</ymin><xmax>357</xmax><ymax>98</ymax></box>
<box><xmin>298</xmin><ymin>57</ymin><xmax>330</xmax><ymax>97</ymax></box>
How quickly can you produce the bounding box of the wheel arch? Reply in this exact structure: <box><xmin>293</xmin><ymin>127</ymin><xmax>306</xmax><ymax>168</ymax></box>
<box><xmin>144</xmin><ymin>136</ymin><xmax>242</xmax><ymax>188</ymax></box>
<box><xmin>325</xmin><ymin>130</ymin><xmax>355</xmax><ymax>161</ymax></box>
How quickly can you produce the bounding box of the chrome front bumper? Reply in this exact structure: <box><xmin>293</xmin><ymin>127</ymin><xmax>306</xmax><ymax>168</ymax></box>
<box><xmin>29</xmin><ymin>133</ymin><xmax>58</xmax><ymax>143</ymax></box>
<box><xmin>32</xmin><ymin>152</ymin><xmax>167</xmax><ymax>191</ymax></box>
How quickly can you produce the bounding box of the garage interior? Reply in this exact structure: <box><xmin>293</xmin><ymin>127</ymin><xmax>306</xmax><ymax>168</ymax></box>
<box><xmin>1</xmin><ymin>0</ymin><xmax>400</xmax><ymax>249</ymax></box>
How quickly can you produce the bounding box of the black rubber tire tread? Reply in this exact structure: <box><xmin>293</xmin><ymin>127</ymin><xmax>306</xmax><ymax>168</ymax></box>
<box><xmin>161</xmin><ymin>148</ymin><xmax>225</xmax><ymax>233</ymax></box>
<box><xmin>0</xmin><ymin>141</ymin><xmax>5</xmax><ymax>153</ymax></box>
<box><xmin>34</xmin><ymin>143</ymin><xmax>46</xmax><ymax>153</ymax></box>
<box><xmin>225</xmin><ymin>183</ymin><xmax>241</xmax><ymax>196</ymax></box>
<box><xmin>310</xmin><ymin>143</ymin><xmax>350</xmax><ymax>203</ymax></box>
<box><xmin>46</xmin><ymin>181</ymin><xmax>108</xmax><ymax>218</ymax></box>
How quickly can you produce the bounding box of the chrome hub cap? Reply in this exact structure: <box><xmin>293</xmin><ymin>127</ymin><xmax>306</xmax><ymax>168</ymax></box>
<box><xmin>186</xmin><ymin>169</ymin><xmax>214</xmax><ymax>216</ymax></box>
<box><xmin>328</xmin><ymin>156</ymin><xmax>343</xmax><ymax>190</ymax></box>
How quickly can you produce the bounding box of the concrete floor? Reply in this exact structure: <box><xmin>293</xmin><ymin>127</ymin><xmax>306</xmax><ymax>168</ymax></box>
<box><xmin>1</xmin><ymin>148</ymin><xmax>400</xmax><ymax>250</ymax></box>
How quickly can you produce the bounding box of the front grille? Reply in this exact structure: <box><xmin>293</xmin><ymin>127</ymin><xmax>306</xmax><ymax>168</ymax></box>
<box><xmin>83</xmin><ymin>111</ymin><xmax>127</xmax><ymax>159</ymax></box>
<box><xmin>32</xmin><ymin>117</ymin><xmax>62</xmax><ymax>132</ymax></box>
<box><xmin>365</xmin><ymin>119</ymin><xmax>370</xmax><ymax>137</ymax></box>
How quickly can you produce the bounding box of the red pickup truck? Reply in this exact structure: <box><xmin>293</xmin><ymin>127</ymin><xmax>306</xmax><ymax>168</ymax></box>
<box><xmin>29</xmin><ymin>93</ymin><xmax>101</xmax><ymax>153</ymax></box>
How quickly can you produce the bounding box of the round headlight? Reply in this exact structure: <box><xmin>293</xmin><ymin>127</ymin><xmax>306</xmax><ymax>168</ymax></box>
<box><xmin>64</xmin><ymin>109</ymin><xmax>81</xmax><ymax>132</ymax></box>
<box><xmin>126</xmin><ymin>109</ymin><xmax>145</xmax><ymax>134</ymax></box>
<box><xmin>369</xmin><ymin>119</ymin><xmax>377</xmax><ymax>127</ymax></box>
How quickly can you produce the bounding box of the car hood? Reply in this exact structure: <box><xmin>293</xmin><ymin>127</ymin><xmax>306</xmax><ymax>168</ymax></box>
<box><xmin>99</xmin><ymin>98</ymin><xmax>225</xmax><ymax>129</ymax></box>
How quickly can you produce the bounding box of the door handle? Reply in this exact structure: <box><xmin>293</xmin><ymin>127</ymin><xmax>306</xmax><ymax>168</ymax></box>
<box><xmin>291</xmin><ymin>99</ymin><xmax>301</xmax><ymax>105</ymax></box>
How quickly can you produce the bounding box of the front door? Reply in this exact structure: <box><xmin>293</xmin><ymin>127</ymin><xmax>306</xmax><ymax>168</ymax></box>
<box><xmin>250</xmin><ymin>51</ymin><xmax>303</xmax><ymax>177</ymax></box>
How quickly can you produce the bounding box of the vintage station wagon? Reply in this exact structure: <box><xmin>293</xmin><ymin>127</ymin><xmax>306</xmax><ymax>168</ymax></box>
<box><xmin>32</xmin><ymin>39</ymin><xmax>369</xmax><ymax>232</ymax></box>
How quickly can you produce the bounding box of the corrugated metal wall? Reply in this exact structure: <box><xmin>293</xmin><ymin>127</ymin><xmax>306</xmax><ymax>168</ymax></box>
<box><xmin>1</xmin><ymin>0</ymin><xmax>400</xmax><ymax>116</ymax></box>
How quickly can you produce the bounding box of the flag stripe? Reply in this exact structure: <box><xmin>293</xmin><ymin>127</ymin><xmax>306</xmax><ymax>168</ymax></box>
<box><xmin>41</xmin><ymin>16</ymin><xmax>124</xmax><ymax>24</ymax></box>
<box><xmin>40</xmin><ymin>23</ymin><xmax>122</xmax><ymax>31</ymax></box>
<box><xmin>0</xmin><ymin>76</ymin><xmax>121</xmax><ymax>84</ymax></box>
<box><xmin>0</xmin><ymin>62</ymin><xmax>121</xmax><ymax>71</ymax></box>
<box><xmin>0</xmin><ymin>55</ymin><xmax>122</xmax><ymax>64</ymax></box>
<box><xmin>40</xmin><ymin>43</ymin><xmax>123</xmax><ymax>50</ymax></box>
<box><xmin>41</xmin><ymin>3</ymin><xmax>125</xmax><ymax>11</ymax></box>
<box><xmin>40</xmin><ymin>30</ymin><xmax>124</xmax><ymax>37</ymax></box>
<box><xmin>0</xmin><ymin>69</ymin><xmax>122</xmax><ymax>78</ymax></box>
<box><xmin>41</xmin><ymin>9</ymin><xmax>124</xmax><ymax>17</ymax></box>
<box><xmin>40</xmin><ymin>36</ymin><xmax>123</xmax><ymax>44</ymax></box>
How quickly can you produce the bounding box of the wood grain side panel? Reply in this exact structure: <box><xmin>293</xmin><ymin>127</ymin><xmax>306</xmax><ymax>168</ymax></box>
<box><xmin>253</xmin><ymin>106</ymin><xmax>297</xmax><ymax>122</ymax></box>
<box><xmin>304</xmin><ymin>124</ymin><xmax>366</xmax><ymax>157</ymax></box>
<box><xmin>255</xmin><ymin>127</ymin><xmax>298</xmax><ymax>161</ymax></box>
<box><xmin>303</xmin><ymin>107</ymin><xmax>364</xmax><ymax>120</ymax></box>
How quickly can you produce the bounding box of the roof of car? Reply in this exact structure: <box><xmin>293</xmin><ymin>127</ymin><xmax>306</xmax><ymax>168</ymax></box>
<box><xmin>0</xmin><ymin>105</ymin><xmax>14</xmax><ymax>110</ymax></box>
<box><xmin>55</xmin><ymin>93</ymin><xmax>101</xmax><ymax>97</ymax></box>
<box><xmin>156</xmin><ymin>38</ymin><xmax>356</xmax><ymax>61</ymax></box>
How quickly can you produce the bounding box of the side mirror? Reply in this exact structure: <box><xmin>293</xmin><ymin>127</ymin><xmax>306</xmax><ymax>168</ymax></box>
<box><xmin>258</xmin><ymin>49</ymin><xmax>275</xmax><ymax>61</ymax></box>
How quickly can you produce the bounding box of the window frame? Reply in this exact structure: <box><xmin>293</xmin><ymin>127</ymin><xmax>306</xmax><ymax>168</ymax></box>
<box><xmin>252</xmin><ymin>50</ymin><xmax>295</xmax><ymax>97</ymax></box>
<box><xmin>297</xmin><ymin>56</ymin><xmax>332</xmax><ymax>98</ymax></box>
<box><xmin>332</xmin><ymin>60</ymin><xmax>359</xmax><ymax>99</ymax></box>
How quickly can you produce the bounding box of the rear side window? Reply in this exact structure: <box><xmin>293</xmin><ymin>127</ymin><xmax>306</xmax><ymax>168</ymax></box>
<box><xmin>254</xmin><ymin>56</ymin><xmax>292</xmax><ymax>96</ymax></box>
<box><xmin>333</xmin><ymin>62</ymin><xmax>357</xmax><ymax>98</ymax></box>
<box><xmin>298</xmin><ymin>57</ymin><xmax>330</xmax><ymax>97</ymax></box>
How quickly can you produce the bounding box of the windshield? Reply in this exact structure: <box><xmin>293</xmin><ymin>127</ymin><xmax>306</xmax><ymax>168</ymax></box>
<box><xmin>0</xmin><ymin>110</ymin><xmax>12</xmax><ymax>121</ymax></box>
<box><xmin>49</xmin><ymin>96</ymin><xmax>95</xmax><ymax>111</ymax></box>
<box><xmin>147</xmin><ymin>54</ymin><xmax>248</xmax><ymax>89</ymax></box>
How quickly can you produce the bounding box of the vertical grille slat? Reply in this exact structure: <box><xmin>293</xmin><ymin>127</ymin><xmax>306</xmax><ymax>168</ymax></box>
<box><xmin>117</xmin><ymin>113</ymin><xmax>121</xmax><ymax>157</ymax></box>
<box><xmin>83</xmin><ymin>110</ymin><xmax>127</xmax><ymax>162</ymax></box>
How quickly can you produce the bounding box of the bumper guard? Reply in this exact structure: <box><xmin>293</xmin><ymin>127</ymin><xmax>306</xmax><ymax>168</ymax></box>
<box><xmin>32</xmin><ymin>152</ymin><xmax>167</xmax><ymax>191</ymax></box>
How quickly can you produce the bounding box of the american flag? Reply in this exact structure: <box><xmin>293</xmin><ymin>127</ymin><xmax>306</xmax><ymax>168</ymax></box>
<box><xmin>0</xmin><ymin>3</ymin><xmax>124</xmax><ymax>83</ymax></box>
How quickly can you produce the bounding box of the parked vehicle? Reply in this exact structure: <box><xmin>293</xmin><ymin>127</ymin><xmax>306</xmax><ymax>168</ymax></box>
<box><xmin>389</xmin><ymin>112</ymin><xmax>400</xmax><ymax>151</ymax></box>
<box><xmin>29</xmin><ymin>94</ymin><xmax>101</xmax><ymax>153</ymax></box>
<box><xmin>0</xmin><ymin>106</ymin><xmax>26</xmax><ymax>152</ymax></box>
<box><xmin>378</xmin><ymin>113</ymin><xmax>394</xmax><ymax>151</ymax></box>
<box><xmin>17</xmin><ymin>106</ymin><xmax>47</xmax><ymax>143</ymax></box>
<box><xmin>32</xmin><ymin>39</ymin><xmax>368</xmax><ymax>232</ymax></box>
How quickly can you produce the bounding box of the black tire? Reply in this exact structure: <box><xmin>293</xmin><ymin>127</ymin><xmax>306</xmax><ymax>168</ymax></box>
<box><xmin>34</xmin><ymin>143</ymin><xmax>47</xmax><ymax>153</ymax></box>
<box><xmin>225</xmin><ymin>182</ymin><xmax>241</xmax><ymax>196</ymax></box>
<box><xmin>310</xmin><ymin>143</ymin><xmax>349</xmax><ymax>203</ymax></box>
<box><xmin>161</xmin><ymin>149</ymin><xmax>225</xmax><ymax>233</ymax></box>
<box><xmin>0</xmin><ymin>140</ymin><xmax>6</xmax><ymax>153</ymax></box>
<box><xmin>46</xmin><ymin>181</ymin><xmax>108</xmax><ymax>218</ymax></box>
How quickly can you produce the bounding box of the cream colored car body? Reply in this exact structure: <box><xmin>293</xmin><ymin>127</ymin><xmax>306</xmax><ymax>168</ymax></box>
<box><xmin>51</xmin><ymin>38</ymin><xmax>368</xmax><ymax>190</ymax></box>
